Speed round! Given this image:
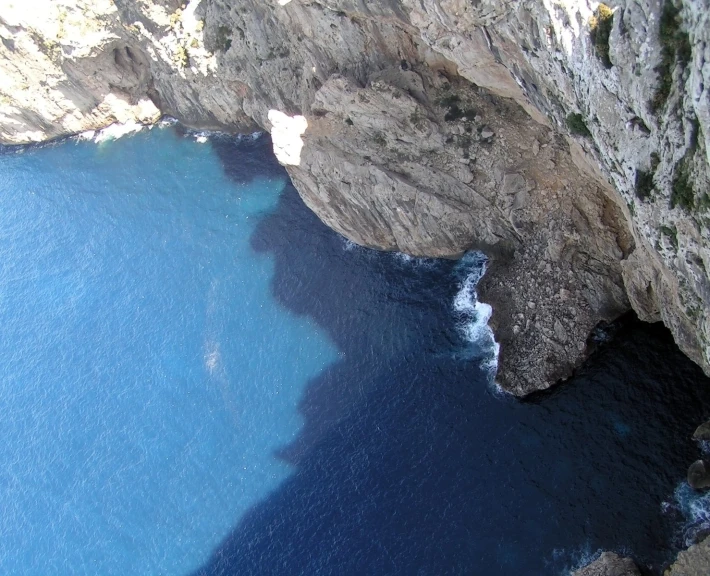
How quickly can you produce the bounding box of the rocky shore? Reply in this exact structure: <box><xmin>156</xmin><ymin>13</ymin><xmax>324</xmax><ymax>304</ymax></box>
<box><xmin>1</xmin><ymin>0</ymin><xmax>708</xmax><ymax>396</ymax></box>
<box><xmin>1</xmin><ymin>0</ymin><xmax>710</xmax><ymax>571</ymax></box>
<box><xmin>572</xmin><ymin>552</ymin><xmax>641</xmax><ymax>576</ymax></box>
<box><xmin>572</xmin><ymin>543</ymin><xmax>710</xmax><ymax>576</ymax></box>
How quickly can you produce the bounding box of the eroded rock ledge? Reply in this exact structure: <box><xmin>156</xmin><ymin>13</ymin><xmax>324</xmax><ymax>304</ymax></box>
<box><xmin>572</xmin><ymin>552</ymin><xmax>641</xmax><ymax>576</ymax></box>
<box><xmin>0</xmin><ymin>0</ymin><xmax>708</xmax><ymax>395</ymax></box>
<box><xmin>572</xmin><ymin>535</ymin><xmax>710</xmax><ymax>575</ymax></box>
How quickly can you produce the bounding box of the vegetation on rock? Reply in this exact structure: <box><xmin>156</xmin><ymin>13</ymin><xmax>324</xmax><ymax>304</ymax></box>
<box><xmin>215</xmin><ymin>25</ymin><xmax>232</xmax><ymax>52</ymax></box>
<box><xmin>566</xmin><ymin>113</ymin><xmax>591</xmax><ymax>138</ymax></box>
<box><xmin>635</xmin><ymin>169</ymin><xmax>655</xmax><ymax>200</ymax></box>
<box><xmin>651</xmin><ymin>1</ymin><xmax>692</xmax><ymax>113</ymax></box>
<box><xmin>660</xmin><ymin>225</ymin><xmax>679</xmax><ymax>250</ymax></box>
<box><xmin>589</xmin><ymin>3</ymin><xmax>614</xmax><ymax>68</ymax></box>
<box><xmin>175</xmin><ymin>45</ymin><xmax>188</xmax><ymax>68</ymax></box>
<box><xmin>671</xmin><ymin>155</ymin><xmax>695</xmax><ymax>211</ymax></box>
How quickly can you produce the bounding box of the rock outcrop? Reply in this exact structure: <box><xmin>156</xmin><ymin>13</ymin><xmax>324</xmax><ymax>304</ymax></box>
<box><xmin>693</xmin><ymin>419</ymin><xmax>710</xmax><ymax>440</ymax></box>
<box><xmin>0</xmin><ymin>0</ymin><xmax>708</xmax><ymax>395</ymax></box>
<box><xmin>573</xmin><ymin>539</ymin><xmax>710</xmax><ymax>576</ymax></box>
<box><xmin>687</xmin><ymin>459</ymin><xmax>710</xmax><ymax>489</ymax></box>
<box><xmin>665</xmin><ymin>535</ymin><xmax>710</xmax><ymax>575</ymax></box>
<box><xmin>572</xmin><ymin>552</ymin><xmax>641</xmax><ymax>576</ymax></box>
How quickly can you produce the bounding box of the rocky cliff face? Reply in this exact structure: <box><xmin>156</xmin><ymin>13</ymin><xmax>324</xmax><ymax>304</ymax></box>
<box><xmin>0</xmin><ymin>0</ymin><xmax>708</xmax><ymax>395</ymax></box>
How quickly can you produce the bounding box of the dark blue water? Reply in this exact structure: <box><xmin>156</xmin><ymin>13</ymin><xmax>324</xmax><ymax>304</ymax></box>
<box><xmin>1</xmin><ymin>125</ymin><xmax>710</xmax><ymax>575</ymax></box>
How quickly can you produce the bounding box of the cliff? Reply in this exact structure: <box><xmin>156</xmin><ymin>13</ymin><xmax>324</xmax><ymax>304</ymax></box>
<box><xmin>0</xmin><ymin>0</ymin><xmax>708</xmax><ymax>395</ymax></box>
<box><xmin>572</xmin><ymin>552</ymin><xmax>641</xmax><ymax>576</ymax></box>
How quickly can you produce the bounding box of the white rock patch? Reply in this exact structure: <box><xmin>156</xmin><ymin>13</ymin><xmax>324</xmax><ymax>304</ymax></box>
<box><xmin>268</xmin><ymin>110</ymin><xmax>308</xmax><ymax>166</ymax></box>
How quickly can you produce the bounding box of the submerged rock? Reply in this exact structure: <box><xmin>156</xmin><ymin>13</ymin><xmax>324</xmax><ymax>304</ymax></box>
<box><xmin>688</xmin><ymin>460</ymin><xmax>710</xmax><ymax>490</ymax></box>
<box><xmin>571</xmin><ymin>552</ymin><xmax>640</xmax><ymax>576</ymax></box>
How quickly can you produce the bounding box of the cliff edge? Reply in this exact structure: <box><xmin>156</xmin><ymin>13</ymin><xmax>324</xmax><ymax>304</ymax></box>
<box><xmin>0</xmin><ymin>0</ymin><xmax>708</xmax><ymax>395</ymax></box>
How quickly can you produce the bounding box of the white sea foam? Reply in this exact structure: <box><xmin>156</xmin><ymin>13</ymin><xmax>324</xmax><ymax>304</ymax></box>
<box><xmin>158</xmin><ymin>116</ymin><xmax>179</xmax><ymax>127</ymax></box>
<box><xmin>95</xmin><ymin>121</ymin><xmax>148</xmax><ymax>143</ymax></box>
<box><xmin>452</xmin><ymin>251</ymin><xmax>500</xmax><ymax>379</ymax></box>
<box><xmin>391</xmin><ymin>251</ymin><xmax>435</xmax><ymax>268</ymax></box>
<box><xmin>204</xmin><ymin>340</ymin><xmax>220</xmax><ymax>375</ymax></box>
<box><xmin>560</xmin><ymin>546</ymin><xmax>603</xmax><ymax>576</ymax></box>
<box><xmin>77</xmin><ymin>130</ymin><xmax>96</xmax><ymax>141</ymax></box>
<box><xmin>185</xmin><ymin>129</ymin><xmax>264</xmax><ymax>143</ymax></box>
<box><xmin>667</xmin><ymin>481</ymin><xmax>710</xmax><ymax>546</ymax></box>
<box><xmin>76</xmin><ymin>119</ymin><xmax>263</xmax><ymax>147</ymax></box>
<box><xmin>341</xmin><ymin>238</ymin><xmax>358</xmax><ymax>251</ymax></box>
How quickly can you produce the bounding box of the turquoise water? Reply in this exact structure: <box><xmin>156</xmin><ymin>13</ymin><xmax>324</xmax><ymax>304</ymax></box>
<box><xmin>2</xmin><ymin>125</ymin><xmax>710</xmax><ymax>575</ymax></box>
<box><xmin>0</xmin><ymin>128</ymin><xmax>337</xmax><ymax>575</ymax></box>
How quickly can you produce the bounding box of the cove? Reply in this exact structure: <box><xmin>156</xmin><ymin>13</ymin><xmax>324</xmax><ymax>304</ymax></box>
<box><xmin>0</xmin><ymin>126</ymin><xmax>709</xmax><ymax>575</ymax></box>
<box><xmin>0</xmin><ymin>127</ymin><xmax>337</xmax><ymax>575</ymax></box>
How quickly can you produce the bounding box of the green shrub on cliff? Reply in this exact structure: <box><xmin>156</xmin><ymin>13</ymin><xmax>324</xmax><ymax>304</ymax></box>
<box><xmin>175</xmin><ymin>45</ymin><xmax>189</xmax><ymax>68</ymax></box>
<box><xmin>660</xmin><ymin>225</ymin><xmax>679</xmax><ymax>250</ymax></box>
<box><xmin>635</xmin><ymin>170</ymin><xmax>655</xmax><ymax>201</ymax></box>
<box><xmin>589</xmin><ymin>4</ymin><xmax>614</xmax><ymax>68</ymax></box>
<box><xmin>215</xmin><ymin>26</ymin><xmax>232</xmax><ymax>52</ymax></box>
<box><xmin>670</xmin><ymin>156</ymin><xmax>694</xmax><ymax>211</ymax></box>
<box><xmin>651</xmin><ymin>2</ymin><xmax>692</xmax><ymax>113</ymax></box>
<box><xmin>566</xmin><ymin>113</ymin><xmax>591</xmax><ymax>138</ymax></box>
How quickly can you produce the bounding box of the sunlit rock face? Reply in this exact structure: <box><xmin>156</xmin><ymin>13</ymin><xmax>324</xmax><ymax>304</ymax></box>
<box><xmin>267</xmin><ymin>110</ymin><xmax>307</xmax><ymax>166</ymax></box>
<box><xmin>0</xmin><ymin>0</ymin><xmax>708</xmax><ymax>394</ymax></box>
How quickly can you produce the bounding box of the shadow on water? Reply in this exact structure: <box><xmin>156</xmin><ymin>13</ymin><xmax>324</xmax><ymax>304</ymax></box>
<box><xmin>191</xmin><ymin>136</ymin><xmax>710</xmax><ymax>575</ymax></box>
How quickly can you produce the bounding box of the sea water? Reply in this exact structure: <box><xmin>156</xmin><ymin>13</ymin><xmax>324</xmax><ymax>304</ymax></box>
<box><xmin>1</xmin><ymin>125</ymin><xmax>709</xmax><ymax>575</ymax></box>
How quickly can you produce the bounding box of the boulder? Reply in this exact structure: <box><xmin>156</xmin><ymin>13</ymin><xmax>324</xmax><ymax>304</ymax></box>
<box><xmin>571</xmin><ymin>552</ymin><xmax>640</xmax><ymax>576</ymax></box>
<box><xmin>687</xmin><ymin>460</ymin><xmax>710</xmax><ymax>490</ymax></box>
<box><xmin>693</xmin><ymin>420</ymin><xmax>710</xmax><ymax>441</ymax></box>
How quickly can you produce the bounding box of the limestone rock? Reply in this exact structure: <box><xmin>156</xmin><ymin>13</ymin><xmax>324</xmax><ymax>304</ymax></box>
<box><xmin>571</xmin><ymin>552</ymin><xmax>641</xmax><ymax>576</ymax></box>
<box><xmin>0</xmin><ymin>0</ymin><xmax>708</xmax><ymax>395</ymax></box>
<box><xmin>665</xmin><ymin>535</ymin><xmax>710</xmax><ymax>576</ymax></box>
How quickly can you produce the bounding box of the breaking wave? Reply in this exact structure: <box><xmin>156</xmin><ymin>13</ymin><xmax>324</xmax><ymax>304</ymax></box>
<box><xmin>548</xmin><ymin>543</ymin><xmax>632</xmax><ymax>576</ymax></box>
<box><xmin>182</xmin><ymin>126</ymin><xmax>264</xmax><ymax>144</ymax></box>
<box><xmin>665</xmin><ymin>481</ymin><xmax>710</xmax><ymax>547</ymax></box>
<box><xmin>84</xmin><ymin>121</ymin><xmax>148</xmax><ymax>143</ymax></box>
<box><xmin>453</xmin><ymin>251</ymin><xmax>499</xmax><ymax>377</ymax></box>
<box><xmin>391</xmin><ymin>251</ymin><xmax>436</xmax><ymax>268</ymax></box>
<box><xmin>76</xmin><ymin>117</ymin><xmax>264</xmax><ymax>146</ymax></box>
<box><xmin>341</xmin><ymin>238</ymin><xmax>359</xmax><ymax>252</ymax></box>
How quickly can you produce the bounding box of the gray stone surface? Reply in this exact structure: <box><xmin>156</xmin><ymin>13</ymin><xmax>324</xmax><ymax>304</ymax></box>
<box><xmin>665</xmin><ymin>535</ymin><xmax>710</xmax><ymax>575</ymax></box>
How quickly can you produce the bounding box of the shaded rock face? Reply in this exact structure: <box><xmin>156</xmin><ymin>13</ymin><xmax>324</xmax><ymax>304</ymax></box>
<box><xmin>687</xmin><ymin>459</ymin><xmax>710</xmax><ymax>489</ymax></box>
<box><xmin>665</xmin><ymin>535</ymin><xmax>710</xmax><ymax>575</ymax></box>
<box><xmin>693</xmin><ymin>420</ymin><xmax>710</xmax><ymax>440</ymax></box>
<box><xmin>0</xmin><ymin>0</ymin><xmax>708</xmax><ymax>394</ymax></box>
<box><xmin>572</xmin><ymin>552</ymin><xmax>641</xmax><ymax>576</ymax></box>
